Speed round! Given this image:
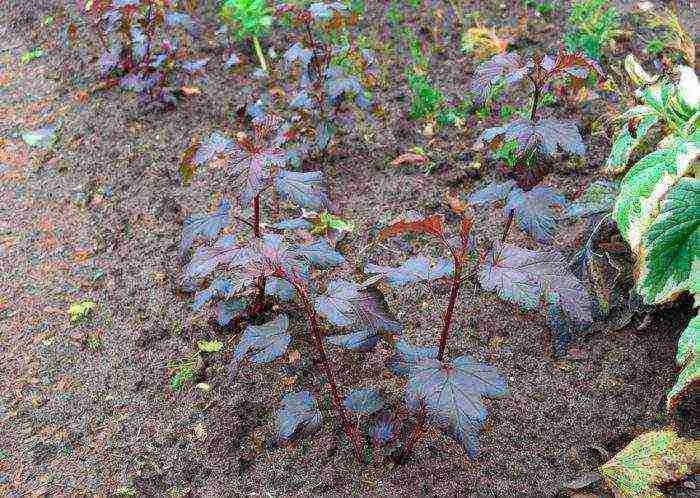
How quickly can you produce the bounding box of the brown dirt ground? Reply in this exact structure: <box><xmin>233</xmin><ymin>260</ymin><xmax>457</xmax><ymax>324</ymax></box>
<box><xmin>1</xmin><ymin>1</ymin><xmax>697</xmax><ymax>497</ymax></box>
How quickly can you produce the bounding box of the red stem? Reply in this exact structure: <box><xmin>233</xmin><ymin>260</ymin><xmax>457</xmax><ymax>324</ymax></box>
<box><xmin>252</xmin><ymin>194</ymin><xmax>266</xmax><ymax>307</ymax></box>
<box><xmin>500</xmin><ymin>209</ymin><xmax>515</xmax><ymax>245</ymax></box>
<box><xmin>294</xmin><ymin>282</ymin><xmax>364</xmax><ymax>463</ymax></box>
<box><xmin>436</xmin><ymin>258</ymin><xmax>463</xmax><ymax>362</ymax></box>
<box><xmin>394</xmin><ymin>411</ymin><xmax>425</xmax><ymax>464</ymax></box>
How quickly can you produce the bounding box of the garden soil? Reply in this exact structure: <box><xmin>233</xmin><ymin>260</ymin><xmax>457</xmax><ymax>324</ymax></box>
<box><xmin>1</xmin><ymin>1</ymin><xmax>697</xmax><ymax>496</ymax></box>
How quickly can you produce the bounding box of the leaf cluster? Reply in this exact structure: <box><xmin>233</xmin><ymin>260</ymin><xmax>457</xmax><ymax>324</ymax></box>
<box><xmin>76</xmin><ymin>0</ymin><xmax>205</xmax><ymax>109</ymax></box>
<box><xmin>220</xmin><ymin>0</ymin><xmax>273</xmax><ymax>41</ymax></box>
<box><xmin>563</xmin><ymin>0</ymin><xmax>622</xmax><ymax>61</ymax></box>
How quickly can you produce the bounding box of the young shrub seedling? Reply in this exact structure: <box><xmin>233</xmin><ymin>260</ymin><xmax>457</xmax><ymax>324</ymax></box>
<box><xmin>75</xmin><ymin>0</ymin><xmax>206</xmax><ymax>110</ymax></box>
<box><xmin>465</xmin><ymin>50</ymin><xmax>603</xmax><ymax>353</ymax></box>
<box><xmin>275</xmin><ymin>2</ymin><xmax>376</xmax><ymax>155</ymax></box>
<box><xmin>220</xmin><ymin>0</ymin><xmax>274</xmax><ymax>72</ymax></box>
<box><xmin>364</xmin><ymin>210</ymin><xmax>508</xmax><ymax>460</ymax></box>
<box><xmin>564</xmin><ymin>0</ymin><xmax>621</xmax><ymax>61</ymax></box>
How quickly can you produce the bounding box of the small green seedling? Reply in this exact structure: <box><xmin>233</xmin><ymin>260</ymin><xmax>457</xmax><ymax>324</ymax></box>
<box><xmin>20</xmin><ymin>48</ymin><xmax>43</xmax><ymax>63</ymax></box>
<box><xmin>221</xmin><ymin>0</ymin><xmax>274</xmax><ymax>72</ymax></box>
<box><xmin>197</xmin><ymin>339</ymin><xmax>224</xmax><ymax>353</ymax></box>
<box><xmin>68</xmin><ymin>301</ymin><xmax>95</xmax><ymax>323</ymax></box>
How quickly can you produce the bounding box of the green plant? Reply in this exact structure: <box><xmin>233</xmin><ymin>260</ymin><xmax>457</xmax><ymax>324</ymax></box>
<box><xmin>220</xmin><ymin>0</ymin><xmax>274</xmax><ymax>72</ymax></box>
<box><xmin>406</xmin><ymin>71</ymin><xmax>443</xmax><ymax>120</ymax></box>
<box><xmin>606</xmin><ymin>57</ymin><xmax>698</xmax><ymax>414</ymax></box>
<box><xmin>522</xmin><ymin>0</ymin><xmax>555</xmax><ymax>17</ymax></box>
<box><xmin>69</xmin><ymin>301</ymin><xmax>96</xmax><ymax>322</ymax></box>
<box><xmin>20</xmin><ymin>48</ymin><xmax>43</xmax><ymax>63</ymax></box>
<box><xmin>168</xmin><ymin>353</ymin><xmax>201</xmax><ymax>391</ymax></box>
<box><xmin>564</xmin><ymin>0</ymin><xmax>621</xmax><ymax>61</ymax></box>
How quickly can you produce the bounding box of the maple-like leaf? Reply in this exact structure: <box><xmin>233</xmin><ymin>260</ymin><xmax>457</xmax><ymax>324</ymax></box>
<box><xmin>275</xmin><ymin>391</ymin><xmax>322</xmax><ymax>445</ymax></box>
<box><xmin>470</xmin><ymin>52</ymin><xmax>530</xmax><ymax>104</ymax></box>
<box><xmin>343</xmin><ymin>388</ymin><xmax>386</xmax><ymax>415</ymax></box>
<box><xmin>505</xmin><ymin>185</ymin><xmax>566</xmax><ymax>242</ymax></box>
<box><xmin>294</xmin><ymin>239</ymin><xmax>345</xmax><ymax>268</ymax></box>
<box><xmin>379</xmin><ymin>211</ymin><xmax>445</xmax><ymax>241</ymax></box>
<box><xmin>365</xmin><ymin>256</ymin><xmax>453</xmax><ymax>287</ymax></box>
<box><xmin>245</xmin><ymin>234</ymin><xmax>309</xmax><ymax>282</ymax></box>
<box><xmin>184</xmin><ymin>235</ymin><xmax>250</xmax><ymax>279</ymax></box>
<box><xmin>180</xmin><ymin>199</ymin><xmax>231</xmax><ymax>257</ymax></box>
<box><xmin>386</xmin><ymin>339</ymin><xmax>437</xmax><ymax>377</ymax></box>
<box><xmin>164</xmin><ymin>11</ymin><xmax>199</xmax><ymax>36</ymax></box>
<box><xmin>193</xmin><ymin>277</ymin><xmax>241</xmax><ymax>311</ymax></box>
<box><xmin>480</xmin><ymin>118</ymin><xmax>585</xmax><ymax>157</ymax></box>
<box><xmin>275</xmin><ymin>170</ymin><xmax>328</xmax><ymax>210</ymax></box>
<box><xmin>283</xmin><ymin>41</ymin><xmax>313</xmax><ymax>68</ymax></box>
<box><xmin>98</xmin><ymin>43</ymin><xmax>122</xmax><ymax>75</ymax></box>
<box><xmin>195</xmin><ymin>131</ymin><xmax>233</xmax><ymax>167</ymax></box>
<box><xmin>467</xmin><ymin>180</ymin><xmax>517</xmax><ymax>206</ymax></box>
<box><xmin>326</xmin><ymin>329</ymin><xmax>380</xmax><ymax>352</ymax></box>
<box><xmin>216</xmin><ymin>298</ymin><xmax>246</xmax><ymax>326</ymax></box>
<box><xmin>479</xmin><ymin>243</ymin><xmax>593</xmax><ymax>322</ymax></box>
<box><xmin>314</xmin><ymin>279</ymin><xmax>402</xmax><ymax>333</ymax></box>
<box><xmin>370</xmin><ymin>413</ymin><xmax>401</xmax><ymax>448</ymax></box>
<box><xmin>231</xmin><ymin>315</ymin><xmax>291</xmax><ymax>374</ymax></box>
<box><xmin>265</xmin><ymin>277</ymin><xmax>295</xmax><ymax>302</ymax></box>
<box><xmin>406</xmin><ymin>354</ymin><xmax>508</xmax><ymax>458</ymax></box>
<box><xmin>272</xmin><ymin>217</ymin><xmax>313</xmax><ymax>231</ymax></box>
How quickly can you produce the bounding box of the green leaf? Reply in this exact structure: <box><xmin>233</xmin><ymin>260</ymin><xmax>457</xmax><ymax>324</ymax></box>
<box><xmin>197</xmin><ymin>339</ymin><xmax>224</xmax><ymax>353</ymax></box>
<box><xmin>68</xmin><ymin>301</ymin><xmax>96</xmax><ymax>322</ymax></box>
<box><xmin>599</xmin><ymin>427</ymin><xmax>700</xmax><ymax>498</ymax></box>
<box><xmin>636</xmin><ymin>177</ymin><xmax>699</xmax><ymax>303</ymax></box>
<box><xmin>20</xmin><ymin>48</ymin><xmax>43</xmax><ymax>63</ymax></box>
<box><xmin>22</xmin><ymin>126</ymin><xmax>57</xmax><ymax>148</ymax></box>
<box><xmin>614</xmin><ymin>135</ymin><xmax>699</xmax><ymax>248</ymax></box>
<box><xmin>667</xmin><ymin>315</ymin><xmax>699</xmax><ymax>413</ymax></box>
<box><xmin>604</xmin><ymin>111</ymin><xmax>659</xmax><ymax>175</ymax></box>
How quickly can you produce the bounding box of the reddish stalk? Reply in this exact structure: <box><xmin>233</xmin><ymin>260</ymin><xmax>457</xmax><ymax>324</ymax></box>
<box><xmin>293</xmin><ymin>281</ymin><xmax>364</xmax><ymax>463</ymax></box>
<box><xmin>252</xmin><ymin>194</ymin><xmax>266</xmax><ymax>307</ymax></box>
<box><xmin>394</xmin><ymin>410</ymin><xmax>425</xmax><ymax>464</ymax></box>
<box><xmin>436</xmin><ymin>259</ymin><xmax>463</xmax><ymax>362</ymax></box>
<box><xmin>500</xmin><ymin>209</ymin><xmax>515</xmax><ymax>245</ymax></box>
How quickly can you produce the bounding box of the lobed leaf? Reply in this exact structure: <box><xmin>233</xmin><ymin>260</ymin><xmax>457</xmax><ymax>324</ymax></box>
<box><xmin>275</xmin><ymin>391</ymin><xmax>322</xmax><ymax>445</ymax></box>
<box><xmin>265</xmin><ymin>277</ymin><xmax>295</xmax><ymax>302</ymax></box>
<box><xmin>216</xmin><ymin>298</ymin><xmax>246</xmax><ymax>326</ymax></box>
<box><xmin>343</xmin><ymin>388</ymin><xmax>386</xmax><ymax>415</ymax></box>
<box><xmin>470</xmin><ymin>52</ymin><xmax>530</xmax><ymax>104</ymax></box>
<box><xmin>467</xmin><ymin>180</ymin><xmax>516</xmax><ymax>206</ymax></box>
<box><xmin>294</xmin><ymin>239</ymin><xmax>345</xmax><ymax>268</ymax></box>
<box><xmin>314</xmin><ymin>279</ymin><xmax>402</xmax><ymax>333</ymax></box>
<box><xmin>326</xmin><ymin>329</ymin><xmax>380</xmax><ymax>352</ymax></box>
<box><xmin>184</xmin><ymin>235</ymin><xmax>250</xmax><ymax>279</ymax></box>
<box><xmin>386</xmin><ymin>338</ymin><xmax>437</xmax><ymax>377</ymax></box>
<box><xmin>370</xmin><ymin>413</ymin><xmax>401</xmax><ymax>448</ymax></box>
<box><xmin>365</xmin><ymin>256</ymin><xmax>453</xmax><ymax>287</ymax></box>
<box><xmin>232</xmin><ymin>315</ymin><xmax>291</xmax><ymax>370</ymax></box>
<box><xmin>505</xmin><ymin>185</ymin><xmax>566</xmax><ymax>242</ymax></box>
<box><xmin>480</xmin><ymin>118</ymin><xmax>585</xmax><ymax>157</ymax></box>
<box><xmin>227</xmin><ymin>142</ymin><xmax>286</xmax><ymax>207</ymax></box>
<box><xmin>275</xmin><ymin>170</ymin><xmax>328</xmax><ymax>210</ymax></box>
<box><xmin>564</xmin><ymin>180</ymin><xmax>617</xmax><ymax>219</ymax></box>
<box><xmin>193</xmin><ymin>277</ymin><xmax>241</xmax><ymax>312</ymax></box>
<box><xmin>180</xmin><ymin>198</ymin><xmax>231</xmax><ymax>257</ymax></box>
<box><xmin>479</xmin><ymin>244</ymin><xmax>593</xmax><ymax>322</ymax></box>
<box><xmin>406</xmin><ymin>355</ymin><xmax>508</xmax><ymax>458</ymax></box>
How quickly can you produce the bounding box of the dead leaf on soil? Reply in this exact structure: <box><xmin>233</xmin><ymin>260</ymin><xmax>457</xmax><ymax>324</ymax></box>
<box><xmin>390</xmin><ymin>152</ymin><xmax>428</xmax><ymax>167</ymax></box>
<box><xmin>179</xmin><ymin>86</ymin><xmax>201</xmax><ymax>96</ymax></box>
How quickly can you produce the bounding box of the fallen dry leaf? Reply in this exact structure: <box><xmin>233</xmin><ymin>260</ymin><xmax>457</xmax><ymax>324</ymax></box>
<box><xmin>390</xmin><ymin>152</ymin><xmax>428</xmax><ymax>167</ymax></box>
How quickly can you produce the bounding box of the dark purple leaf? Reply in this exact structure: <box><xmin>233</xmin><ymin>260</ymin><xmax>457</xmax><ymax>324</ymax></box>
<box><xmin>406</xmin><ymin>354</ymin><xmax>508</xmax><ymax>458</ymax></box>
<box><xmin>275</xmin><ymin>391</ymin><xmax>322</xmax><ymax>444</ymax></box>
<box><xmin>314</xmin><ymin>279</ymin><xmax>402</xmax><ymax>333</ymax></box>
<box><xmin>232</xmin><ymin>314</ymin><xmax>291</xmax><ymax>370</ymax></box>
<box><xmin>275</xmin><ymin>170</ymin><xmax>327</xmax><ymax>210</ymax></box>
<box><xmin>325</xmin><ymin>74</ymin><xmax>362</xmax><ymax>98</ymax></box>
<box><xmin>294</xmin><ymin>239</ymin><xmax>345</xmax><ymax>268</ymax></box>
<box><xmin>479</xmin><ymin>244</ymin><xmax>593</xmax><ymax>322</ymax></box>
<box><xmin>467</xmin><ymin>180</ymin><xmax>517</xmax><ymax>206</ymax></box>
<box><xmin>193</xmin><ymin>277</ymin><xmax>241</xmax><ymax>311</ymax></box>
<box><xmin>479</xmin><ymin>118</ymin><xmax>585</xmax><ymax>157</ymax></box>
<box><xmin>265</xmin><ymin>277</ymin><xmax>295</xmax><ymax>302</ymax></box>
<box><xmin>184</xmin><ymin>235</ymin><xmax>250</xmax><ymax>279</ymax></box>
<box><xmin>505</xmin><ymin>185</ymin><xmax>566</xmax><ymax>242</ymax></box>
<box><xmin>195</xmin><ymin>131</ymin><xmax>232</xmax><ymax>167</ymax></box>
<box><xmin>272</xmin><ymin>217</ymin><xmax>313</xmax><ymax>231</ymax></box>
<box><xmin>98</xmin><ymin>43</ymin><xmax>122</xmax><ymax>75</ymax></box>
<box><xmin>343</xmin><ymin>388</ymin><xmax>386</xmax><ymax>415</ymax></box>
<box><xmin>216</xmin><ymin>298</ymin><xmax>246</xmax><ymax>326</ymax></box>
<box><xmin>290</xmin><ymin>91</ymin><xmax>314</xmax><ymax>110</ymax></box>
<box><xmin>283</xmin><ymin>42</ymin><xmax>313</xmax><ymax>67</ymax></box>
<box><xmin>180</xmin><ymin>198</ymin><xmax>231</xmax><ymax>257</ymax></box>
<box><xmin>365</xmin><ymin>256</ymin><xmax>453</xmax><ymax>287</ymax></box>
<box><xmin>315</xmin><ymin>120</ymin><xmax>333</xmax><ymax>151</ymax></box>
<box><xmin>546</xmin><ymin>302</ymin><xmax>576</xmax><ymax>356</ymax></box>
<box><xmin>470</xmin><ymin>52</ymin><xmax>530</xmax><ymax>104</ymax></box>
<box><xmin>182</xmin><ymin>58</ymin><xmax>209</xmax><ymax>74</ymax></box>
<box><xmin>129</xmin><ymin>25</ymin><xmax>148</xmax><ymax>62</ymax></box>
<box><xmin>326</xmin><ymin>329</ymin><xmax>380</xmax><ymax>352</ymax></box>
<box><xmin>227</xmin><ymin>143</ymin><xmax>286</xmax><ymax>207</ymax></box>
<box><xmin>371</xmin><ymin>413</ymin><xmax>400</xmax><ymax>448</ymax></box>
<box><xmin>386</xmin><ymin>338</ymin><xmax>437</xmax><ymax>377</ymax></box>
<box><xmin>102</xmin><ymin>10</ymin><xmax>122</xmax><ymax>33</ymax></box>
<box><xmin>165</xmin><ymin>11</ymin><xmax>199</xmax><ymax>36</ymax></box>
<box><xmin>308</xmin><ymin>1</ymin><xmax>347</xmax><ymax>19</ymax></box>
<box><xmin>246</xmin><ymin>234</ymin><xmax>308</xmax><ymax>281</ymax></box>
<box><xmin>224</xmin><ymin>51</ymin><xmax>240</xmax><ymax>68</ymax></box>
<box><xmin>119</xmin><ymin>72</ymin><xmax>153</xmax><ymax>92</ymax></box>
